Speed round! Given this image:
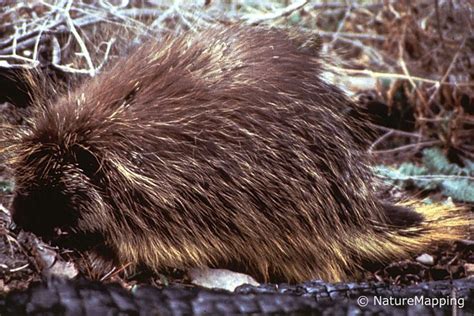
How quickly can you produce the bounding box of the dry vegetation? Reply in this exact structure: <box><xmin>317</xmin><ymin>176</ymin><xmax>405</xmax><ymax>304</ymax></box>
<box><xmin>0</xmin><ymin>0</ymin><xmax>473</xmax><ymax>293</ymax></box>
<box><xmin>1</xmin><ymin>0</ymin><xmax>473</xmax><ymax>157</ymax></box>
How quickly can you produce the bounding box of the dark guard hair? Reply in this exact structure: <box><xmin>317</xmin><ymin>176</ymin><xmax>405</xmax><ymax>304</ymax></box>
<box><xmin>1</xmin><ymin>26</ymin><xmax>468</xmax><ymax>282</ymax></box>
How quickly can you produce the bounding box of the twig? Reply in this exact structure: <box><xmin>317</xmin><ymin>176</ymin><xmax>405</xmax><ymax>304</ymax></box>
<box><xmin>0</xmin><ymin>14</ymin><xmax>108</xmax><ymax>57</ymax></box>
<box><xmin>427</xmin><ymin>35</ymin><xmax>468</xmax><ymax>105</ymax></box>
<box><xmin>68</xmin><ymin>7</ymin><xmax>154</xmax><ymax>37</ymax></box>
<box><xmin>372</xmin><ymin>140</ymin><xmax>441</xmax><ymax>155</ymax></box>
<box><xmin>181</xmin><ymin>10</ymin><xmax>215</xmax><ymax>29</ymax></box>
<box><xmin>311</xmin><ymin>1</ymin><xmax>396</xmax><ymax>11</ymax></box>
<box><xmin>333</xmin><ymin>67</ymin><xmax>474</xmax><ymax>87</ymax></box>
<box><xmin>150</xmin><ymin>5</ymin><xmax>176</xmax><ymax>29</ymax></box>
<box><xmin>0</xmin><ymin>16</ymin><xmax>61</xmax><ymax>49</ymax></box>
<box><xmin>99</xmin><ymin>266</ymin><xmax>117</xmax><ymax>282</ymax></box>
<box><xmin>99</xmin><ymin>0</ymin><xmax>129</xmax><ymax>10</ymax></box>
<box><xmin>32</xmin><ymin>17</ymin><xmax>51</xmax><ymax>61</ymax></box>
<box><xmin>63</xmin><ymin>0</ymin><xmax>96</xmax><ymax>76</ymax></box>
<box><xmin>369</xmin><ymin>130</ymin><xmax>394</xmax><ymax>152</ymax></box>
<box><xmin>329</xmin><ymin>3</ymin><xmax>352</xmax><ymax>46</ymax></box>
<box><xmin>246</xmin><ymin>0</ymin><xmax>309</xmax><ymax>25</ymax></box>
<box><xmin>118</xmin><ymin>8</ymin><xmax>165</xmax><ymax>17</ymax></box>
<box><xmin>369</xmin><ymin>125</ymin><xmax>425</xmax><ymax>153</ymax></box>
<box><xmin>40</xmin><ymin>0</ymin><xmax>97</xmax><ymax>76</ymax></box>
<box><xmin>303</xmin><ymin>27</ymin><xmax>390</xmax><ymax>66</ymax></box>
<box><xmin>397</xmin><ymin>22</ymin><xmax>428</xmax><ymax>107</ymax></box>
<box><xmin>94</xmin><ymin>37</ymin><xmax>115</xmax><ymax>72</ymax></box>
<box><xmin>50</xmin><ymin>35</ymin><xmax>61</xmax><ymax>65</ymax></box>
<box><xmin>0</xmin><ymin>204</ymin><xmax>9</xmax><ymax>215</ymax></box>
<box><xmin>418</xmin><ymin>117</ymin><xmax>450</xmax><ymax>122</ymax></box>
<box><xmin>318</xmin><ymin>31</ymin><xmax>385</xmax><ymax>41</ymax></box>
<box><xmin>88</xmin><ymin>1</ymin><xmax>151</xmax><ymax>33</ymax></box>
<box><xmin>0</xmin><ymin>2</ymin><xmax>157</xmax><ymax>70</ymax></box>
<box><xmin>369</xmin><ymin>124</ymin><xmax>422</xmax><ymax>138</ymax></box>
<box><xmin>9</xmin><ymin>263</ymin><xmax>30</xmax><ymax>273</ymax></box>
<box><xmin>0</xmin><ymin>55</ymin><xmax>40</xmax><ymax>68</ymax></box>
<box><xmin>434</xmin><ymin>0</ymin><xmax>444</xmax><ymax>48</ymax></box>
<box><xmin>176</xmin><ymin>7</ymin><xmax>198</xmax><ymax>32</ymax></box>
<box><xmin>447</xmin><ymin>253</ymin><xmax>459</xmax><ymax>266</ymax></box>
<box><xmin>0</xmin><ymin>35</ymin><xmax>52</xmax><ymax>56</ymax></box>
<box><xmin>460</xmin><ymin>146</ymin><xmax>474</xmax><ymax>160</ymax></box>
<box><xmin>100</xmin><ymin>262</ymin><xmax>133</xmax><ymax>281</ymax></box>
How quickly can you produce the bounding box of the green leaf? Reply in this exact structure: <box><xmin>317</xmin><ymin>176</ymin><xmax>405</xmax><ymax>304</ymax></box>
<box><xmin>374</xmin><ymin>147</ymin><xmax>474</xmax><ymax>202</ymax></box>
<box><xmin>441</xmin><ymin>179</ymin><xmax>474</xmax><ymax>202</ymax></box>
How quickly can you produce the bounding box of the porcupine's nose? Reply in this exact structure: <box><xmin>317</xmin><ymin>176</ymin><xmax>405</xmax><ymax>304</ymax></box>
<box><xmin>11</xmin><ymin>192</ymin><xmax>45</xmax><ymax>233</ymax></box>
<box><xmin>11</xmin><ymin>190</ymin><xmax>72</xmax><ymax>237</ymax></box>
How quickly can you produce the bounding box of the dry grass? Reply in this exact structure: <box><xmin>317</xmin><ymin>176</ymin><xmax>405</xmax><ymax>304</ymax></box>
<box><xmin>1</xmin><ymin>1</ymin><xmax>472</xmax><ymax>160</ymax></box>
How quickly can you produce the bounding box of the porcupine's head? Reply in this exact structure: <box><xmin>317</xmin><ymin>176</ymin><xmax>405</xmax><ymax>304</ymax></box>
<box><xmin>1</xmin><ymin>52</ymin><xmax>173</xmax><ymax>257</ymax></box>
<box><xmin>3</xmin><ymin>88</ymin><xmax>113</xmax><ymax>248</ymax></box>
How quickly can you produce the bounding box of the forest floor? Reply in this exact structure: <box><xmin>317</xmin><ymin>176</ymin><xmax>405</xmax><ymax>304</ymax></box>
<box><xmin>0</xmin><ymin>0</ymin><xmax>473</xmax><ymax>295</ymax></box>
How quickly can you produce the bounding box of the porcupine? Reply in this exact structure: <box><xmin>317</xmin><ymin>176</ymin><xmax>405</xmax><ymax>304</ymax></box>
<box><xmin>1</xmin><ymin>25</ymin><xmax>469</xmax><ymax>282</ymax></box>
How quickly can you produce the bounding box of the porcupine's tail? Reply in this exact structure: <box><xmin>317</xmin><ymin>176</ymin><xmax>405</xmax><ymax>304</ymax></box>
<box><xmin>343</xmin><ymin>201</ymin><xmax>471</xmax><ymax>278</ymax></box>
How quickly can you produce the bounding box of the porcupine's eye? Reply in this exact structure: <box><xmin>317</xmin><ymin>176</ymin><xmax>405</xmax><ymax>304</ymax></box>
<box><xmin>73</xmin><ymin>145</ymin><xmax>101</xmax><ymax>180</ymax></box>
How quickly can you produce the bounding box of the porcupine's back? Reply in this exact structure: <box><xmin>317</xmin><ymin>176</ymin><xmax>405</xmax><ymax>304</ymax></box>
<box><xmin>6</xmin><ymin>26</ymin><xmax>469</xmax><ymax>282</ymax></box>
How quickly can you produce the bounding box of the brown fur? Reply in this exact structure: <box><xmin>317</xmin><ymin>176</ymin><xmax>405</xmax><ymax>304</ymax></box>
<box><xmin>1</xmin><ymin>26</ymin><xmax>469</xmax><ymax>282</ymax></box>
